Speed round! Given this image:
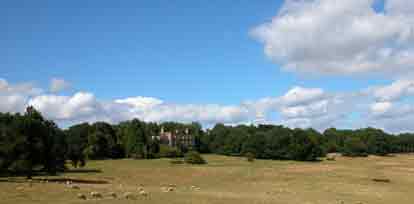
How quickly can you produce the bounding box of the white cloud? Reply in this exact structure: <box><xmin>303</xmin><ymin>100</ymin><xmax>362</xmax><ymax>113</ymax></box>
<box><xmin>2</xmin><ymin>77</ymin><xmax>414</xmax><ymax>133</ymax></box>
<box><xmin>115</xmin><ymin>96</ymin><xmax>163</xmax><ymax>110</ymax></box>
<box><xmin>370</xmin><ymin>101</ymin><xmax>393</xmax><ymax>115</ymax></box>
<box><xmin>0</xmin><ymin>94</ymin><xmax>27</xmax><ymax>113</ymax></box>
<box><xmin>49</xmin><ymin>78</ymin><xmax>71</xmax><ymax>93</ymax></box>
<box><xmin>29</xmin><ymin>92</ymin><xmax>101</xmax><ymax>121</ymax></box>
<box><xmin>371</xmin><ymin>79</ymin><xmax>414</xmax><ymax>101</ymax></box>
<box><xmin>280</xmin><ymin>86</ymin><xmax>326</xmax><ymax>106</ymax></box>
<box><xmin>280</xmin><ymin>100</ymin><xmax>328</xmax><ymax>119</ymax></box>
<box><xmin>0</xmin><ymin>78</ymin><xmax>42</xmax><ymax>113</ymax></box>
<box><xmin>252</xmin><ymin>0</ymin><xmax>414</xmax><ymax>76</ymax></box>
<box><xmin>386</xmin><ymin>0</ymin><xmax>414</xmax><ymax>17</ymax></box>
<box><xmin>0</xmin><ymin>78</ymin><xmax>42</xmax><ymax>96</ymax></box>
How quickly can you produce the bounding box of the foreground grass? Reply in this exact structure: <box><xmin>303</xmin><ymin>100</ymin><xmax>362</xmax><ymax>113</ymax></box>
<box><xmin>1</xmin><ymin>154</ymin><xmax>414</xmax><ymax>204</ymax></box>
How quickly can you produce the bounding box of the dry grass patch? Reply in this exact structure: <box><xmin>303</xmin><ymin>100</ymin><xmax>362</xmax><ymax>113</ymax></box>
<box><xmin>1</xmin><ymin>154</ymin><xmax>414</xmax><ymax>204</ymax></box>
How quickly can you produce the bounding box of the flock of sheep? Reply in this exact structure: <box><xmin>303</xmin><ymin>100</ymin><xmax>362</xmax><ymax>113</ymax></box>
<box><xmin>67</xmin><ymin>181</ymin><xmax>201</xmax><ymax>200</ymax></box>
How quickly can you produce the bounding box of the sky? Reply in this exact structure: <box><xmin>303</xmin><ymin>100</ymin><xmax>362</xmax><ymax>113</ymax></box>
<box><xmin>1</xmin><ymin>0</ymin><xmax>414</xmax><ymax>133</ymax></box>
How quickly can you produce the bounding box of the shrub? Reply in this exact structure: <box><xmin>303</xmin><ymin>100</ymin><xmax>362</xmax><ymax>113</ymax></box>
<box><xmin>343</xmin><ymin>137</ymin><xmax>369</xmax><ymax>157</ymax></box>
<box><xmin>169</xmin><ymin>159</ymin><xmax>184</xmax><ymax>165</ymax></box>
<box><xmin>184</xmin><ymin>151</ymin><xmax>206</xmax><ymax>164</ymax></box>
<box><xmin>245</xmin><ymin>152</ymin><xmax>255</xmax><ymax>162</ymax></box>
<box><xmin>158</xmin><ymin>145</ymin><xmax>183</xmax><ymax>158</ymax></box>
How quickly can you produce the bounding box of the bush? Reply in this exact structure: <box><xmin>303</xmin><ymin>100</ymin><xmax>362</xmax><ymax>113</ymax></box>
<box><xmin>245</xmin><ymin>152</ymin><xmax>255</xmax><ymax>162</ymax></box>
<box><xmin>184</xmin><ymin>151</ymin><xmax>206</xmax><ymax>165</ymax></box>
<box><xmin>169</xmin><ymin>159</ymin><xmax>184</xmax><ymax>165</ymax></box>
<box><xmin>343</xmin><ymin>137</ymin><xmax>369</xmax><ymax>157</ymax></box>
<box><xmin>158</xmin><ymin>145</ymin><xmax>183</xmax><ymax>158</ymax></box>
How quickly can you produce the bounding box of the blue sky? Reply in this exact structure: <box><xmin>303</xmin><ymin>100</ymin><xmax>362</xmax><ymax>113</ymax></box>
<box><xmin>1</xmin><ymin>0</ymin><xmax>414</xmax><ymax>132</ymax></box>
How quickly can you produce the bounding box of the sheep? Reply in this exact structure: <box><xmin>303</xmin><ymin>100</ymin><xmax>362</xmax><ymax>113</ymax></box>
<box><xmin>77</xmin><ymin>193</ymin><xmax>87</xmax><ymax>200</ymax></box>
<box><xmin>77</xmin><ymin>193</ymin><xmax>86</xmax><ymax>200</ymax></box>
<box><xmin>123</xmin><ymin>192</ymin><xmax>135</xmax><ymax>200</ymax></box>
<box><xmin>161</xmin><ymin>187</ymin><xmax>168</xmax><ymax>192</ymax></box>
<box><xmin>90</xmin><ymin>191</ymin><xmax>102</xmax><ymax>199</ymax></box>
<box><xmin>161</xmin><ymin>186</ymin><xmax>175</xmax><ymax>192</ymax></box>
<box><xmin>139</xmin><ymin>190</ymin><xmax>148</xmax><ymax>197</ymax></box>
<box><xmin>108</xmin><ymin>192</ymin><xmax>117</xmax><ymax>199</ymax></box>
<box><xmin>69</xmin><ymin>184</ymin><xmax>80</xmax><ymax>189</ymax></box>
<box><xmin>326</xmin><ymin>155</ymin><xmax>336</xmax><ymax>161</ymax></box>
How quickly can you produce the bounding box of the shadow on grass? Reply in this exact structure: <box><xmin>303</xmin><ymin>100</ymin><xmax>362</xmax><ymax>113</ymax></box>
<box><xmin>0</xmin><ymin>177</ymin><xmax>109</xmax><ymax>184</ymax></box>
<box><xmin>0</xmin><ymin>168</ymin><xmax>102</xmax><ymax>177</ymax></box>
<box><xmin>63</xmin><ymin>168</ymin><xmax>102</xmax><ymax>173</ymax></box>
<box><xmin>0</xmin><ymin>168</ymin><xmax>107</xmax><ymax>184</ymax></box>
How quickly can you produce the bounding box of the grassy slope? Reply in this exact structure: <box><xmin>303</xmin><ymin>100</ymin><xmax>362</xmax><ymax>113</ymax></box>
<box><xmin>1</xmin><ymin>154</ymin><xmax>414</xmax><ymax>204</ymax></box>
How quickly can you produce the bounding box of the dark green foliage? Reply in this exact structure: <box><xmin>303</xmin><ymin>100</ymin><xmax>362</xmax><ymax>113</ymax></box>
<box><xmin>0</xmin><ymin>107</ymin><xmax>67</xmax><ymax>178</ymax></box>
<box><xmin>65</xmin><ymin>123</ymin><xmax>89</xmax><ymax>168</ymax></box>
<box><xmin>343</xmin><ymin>137</ymin><xmax>369</xmax><ymax>157</ymax></box>
<box><xmin>3</xmin><ymin>106</ymin><xmax>414</xmax><ymax>172</ymax></box>
<box><xmin>184</xmin><ymin>151</ymin><xmax>206</xmax><ymax>164</ymax></box>
<box><xmin>158</xmin><ymin>145</ymin><xmax>183</xmax><ymax>158</ymax></box>
<box><xmin>245</xmin><ymin>152</ymin><xmax>255</xmax><ymax>162</ymax></box>
<box><xmin>85</xmin><ymin>122</ymin><xmax>118</xmax><ymax>159</ymax></box>
<box><xmin>324</xmin><ymin>127</ymin><xmax>399</xmax><ymax>157</ymax></box>
<box><xmin>288</xmin><ymin>129</ymin><xmax>325</xmax><ymax>161</ymax></box>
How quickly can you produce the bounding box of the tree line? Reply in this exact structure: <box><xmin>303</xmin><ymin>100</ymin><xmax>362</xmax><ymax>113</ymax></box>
<box><xmin>1</xmin><ymin>107</ymin><xmax>414</xmax><ymax>178</ymax></box>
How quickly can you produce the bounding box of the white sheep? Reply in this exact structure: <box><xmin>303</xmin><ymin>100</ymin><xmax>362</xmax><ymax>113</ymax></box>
<box><xmin>69</xmin><ymin>185</ymin><xmax>80</xmax><ymax>189</ymax></box>
<box><xmin>90</xmin><ymin>191</ymin><xmax>102</xmax><ymax>199</ymax></box>
<box><xmin>108</xmin><ymin>192</ymin><xmax>117</xmax><ymax>198</ymax></box>
<box><xmin>77</xmin><ymin>193</ymin><xmax>87</xmax><ymax>200</ymax></box>
<box><xmin>123</xmin><ymin>192</ymin><xmax>134</xmax><ymax>199</ymax></box>
<box><xmin>139</xmin><ymin>190</ymin><xmax>148</xmax><ymax>197</ymax></box>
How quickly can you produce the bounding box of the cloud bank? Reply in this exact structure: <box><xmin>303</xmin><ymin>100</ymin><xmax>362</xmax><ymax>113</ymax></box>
<box><xmin>1</xmin><ymin>78</ymin><xmax>414</xmax><ymax>133</ymax></box>
<box><xmin>252</xmin><ymin>0</ymin><xmax>414</xmax><ymax>77</ymax></box>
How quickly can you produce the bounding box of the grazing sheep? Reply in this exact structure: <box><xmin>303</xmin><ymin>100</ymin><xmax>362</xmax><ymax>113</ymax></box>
<box><xmin>108</xmin><ymin>192</ymin><xmax>117</xmax><ymax>198</ymax></box>
<box><xmin>69</xmin><ymin>185</ymin><xmax>80</xmax><ymax>189</ymax></box>
<box><xmin>326</xmin><ymin>155</ymin><xmax>336</xmax><ymax>161</ymax></box>
<box><xmin>123</xmin><ymin>192</ymin><xmax>134</xmax><ymax>200</ymax></box>
<box><xmin>167</xmin><ymin>187</ymin><xmax>175</xmax><ymax>192</ymax></box>
<box><xmin>90</xmin><ymin>191</ymin><xmax>102</xmax><ymax>199</ymax></box>
<box><xmin>77</xmin><ymin>193</ymin><xmax>87</xmax><ymax>200</ymax></box>
<box><xmin>139</xmin><ymin>190</ymin><xmax>148</xmax><ymax>197</ymax></box>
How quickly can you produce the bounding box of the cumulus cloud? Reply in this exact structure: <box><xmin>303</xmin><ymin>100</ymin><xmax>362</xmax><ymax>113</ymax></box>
<box><xmin>252</xmin><ymin>0</ymin><xmax>414</xmax><ymax>76</ymax></box>
<box><xmin>370</xmin><ymin>101</ymin><xmax>393</xmax><ymax>115</ymax></box>
<box><xmin>49</xmin><ymin>78</ymin><xmax>71</xmax><ymax>93</ymax></box>
<box><xmin>29</xmin><ymin>92</ymin><xmax>101</xmax><ymax>121</ymax></box>
<box><xmin>2</xmin><ymin>77</ymin><xmax>414</xmax><ymax>132</ymax></box>
<box><xmin>26</xmin><ymin>89</ymin><xmax>251</xmax><ymax>126</ymax></box>
<box><xmin>279</xmin><ymin>86</ymin><xmax>326</xmax><ymax>106</ymax></box>
<box><xmin>0</xmin><ymin>78</ymin><xmax>42</xmax><ymax>113</ymax></box>
<box><xmin>115</xmin><ymin>96</ymin><xmax>163</xmax><ymax>110</ymax></box>
<box><xmin>371</xmin><ymin>79</ymin><xmax>414</xmax><ymax>102</ymax></box>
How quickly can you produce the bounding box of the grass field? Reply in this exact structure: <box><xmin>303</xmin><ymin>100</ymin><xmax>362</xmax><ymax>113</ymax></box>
<box><xmin>1</xmin><ymin>154</ymin><xmax>414</xmax><ymax>204</ymax></box>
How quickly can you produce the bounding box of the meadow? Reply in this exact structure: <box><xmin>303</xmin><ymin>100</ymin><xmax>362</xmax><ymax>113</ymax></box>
<box><xmin>1</xmin><ymin>154</ymin><xmax>414</xmax><ymax>204</ymax></box>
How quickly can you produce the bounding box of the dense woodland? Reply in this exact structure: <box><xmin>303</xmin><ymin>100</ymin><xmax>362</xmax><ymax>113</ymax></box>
<box><xmin>1</xmin><ymin>107</ymin><xmax>414</xmax><ymax>178</ymax></box>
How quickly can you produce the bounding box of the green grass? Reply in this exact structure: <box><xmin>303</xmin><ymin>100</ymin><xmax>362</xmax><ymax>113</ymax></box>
<box><xmin>1</xmin><ymin>154</ymin><xmax>414</xmax><ymax>204</ymax></box>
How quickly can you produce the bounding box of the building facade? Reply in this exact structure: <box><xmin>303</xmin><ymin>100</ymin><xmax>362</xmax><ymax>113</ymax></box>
<box><xmin>152</xmin><ymin>127</ymin><xmax>195</xmax><ymax>148</ymax></box>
